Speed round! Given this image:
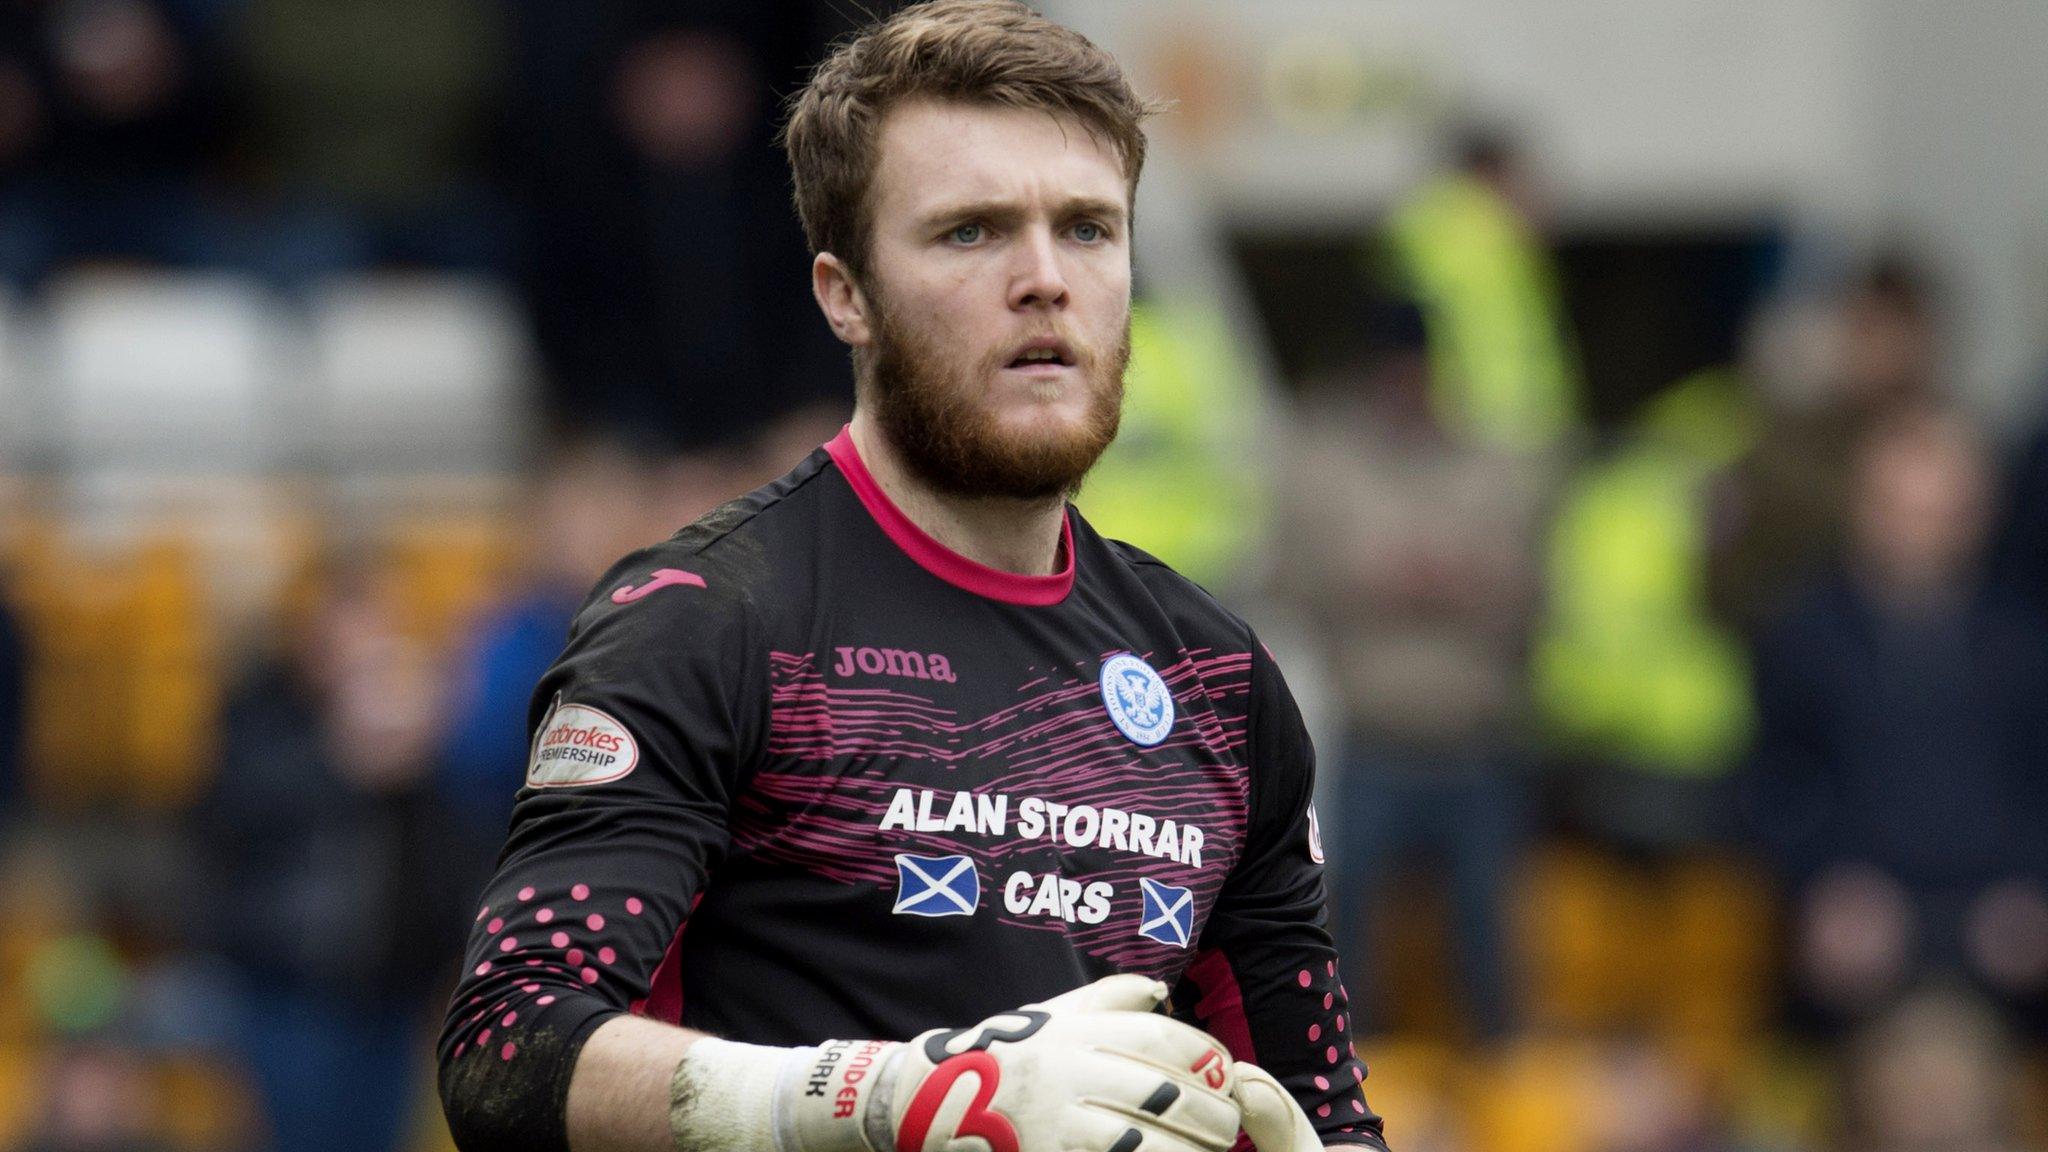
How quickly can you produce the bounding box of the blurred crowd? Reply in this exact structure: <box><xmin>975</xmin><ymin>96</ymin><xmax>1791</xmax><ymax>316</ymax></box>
<box><xmin>0</xmin><ymin>0</ymin><xmax>848</xmax><ymax>451</ymax></box>
<box><xmin>2</xmin><ymin>2</ymin><xmax>2048</xmax><ymax>1152</ymax></box>
<box><xmin>1271</xmin><ymin>137</ymin><xmax>2048</xmax><ymax>1152</ymax></box>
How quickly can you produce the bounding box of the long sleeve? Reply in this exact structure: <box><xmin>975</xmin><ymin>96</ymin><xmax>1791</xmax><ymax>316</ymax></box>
<box><xmin>1176</xmin><ymin>642</ymin><xmax>1387</xmax><ymax>1150</ymax></box>
<box><xmin>436</xmin><ymin>546</ymin><xmax>768</xmax><ymax>1152</ymax></box>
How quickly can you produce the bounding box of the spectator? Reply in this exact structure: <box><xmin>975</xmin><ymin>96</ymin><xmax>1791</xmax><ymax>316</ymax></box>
<box><xmin>0</xmin><ymin>0</ymin><xmax>235</xmax><ymax>287</ymax></box>
<box><xmin>1378</xmin><ymin>126</ymin><xmax>1585</xmax><ymax>453</ymax></box>
<box><xmin>1714</xmin><ymin>253</ymin><xmax>1943</xmax><ymax>630</ymax></box>
<box><xmin>191</xmin><ymin>557</ymin><xmax>464</xmax><ymax>1152</ymax></box>
<box><xmin>1276</xmin><ymin>307</ymin><xmax>1557</xmax><ymax>1039</ymax></box>
<box><xmin>1075</xmin><ymin>290</ymin><xmax>1268</xmax><ymax>595</ymax></box>
<box><xmin>1531</xmin><ymin>368</ymin><xmax>1760</xmax><ymax>850</ymax></box>
<box><xmin>437</xmin><ymin>437</ymin><xmax>664</xmax><ymax>883</ymax></box>
<box><xmin>231</xmin><ymin>0</ymin><xmax>509</xmax><ymax>283</ymax></box>
<box><xmin>1746</xmin><ymin>407</ymin><xmax>2048</xmax><ymax>1029</ymax></box>
<box><xmin>504</xmin><ymin>0</ymin><xmax>849</xmax><ymax>450</ymax></box>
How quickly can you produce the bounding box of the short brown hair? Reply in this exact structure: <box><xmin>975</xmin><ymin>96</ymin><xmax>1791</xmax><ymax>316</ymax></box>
<box><xmin>781</xmin><ymin>0</ymin><xmax>1156</xmax><ymax>274</ymax></box>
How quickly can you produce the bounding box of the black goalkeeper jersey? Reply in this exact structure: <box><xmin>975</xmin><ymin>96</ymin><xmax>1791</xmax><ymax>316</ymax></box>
<box><xmin>438</xmin><ymin>429</ymin><xmax>1386</xmax><ymax>1152</ymax></box>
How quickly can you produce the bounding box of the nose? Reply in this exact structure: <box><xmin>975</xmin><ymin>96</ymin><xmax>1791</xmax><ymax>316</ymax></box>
<box><xmin>1007</xmin><ymin>225</ymin><xmax>1069</xmax><ymax>312</ymax></box>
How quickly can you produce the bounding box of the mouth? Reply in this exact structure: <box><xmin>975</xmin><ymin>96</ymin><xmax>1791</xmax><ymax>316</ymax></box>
<box><xmin>1004</xmin><ymin>339</ymin><xmax>1076</xmax><ymax>372</ymax></box>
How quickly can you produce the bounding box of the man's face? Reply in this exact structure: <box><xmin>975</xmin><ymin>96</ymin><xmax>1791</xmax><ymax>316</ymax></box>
<box><xmin>1850</xmin><ymin>417</ymin><xmax>1991</xmax><ymax>586</ymax></box>
<box><xmin>852</xmin><ymin>99</ymin><xmax>1132</xmax><ymax>500</ymax></box>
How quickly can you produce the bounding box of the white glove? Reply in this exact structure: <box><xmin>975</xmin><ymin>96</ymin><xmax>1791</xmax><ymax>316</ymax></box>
<box><xmin>671</xmin><ymin>974</ymin><xmax>1251</xmax><ymax>1152</ymax></box>
<box><xmin>1231</xmin><ymin>1061</ymin><xmax>1323</xmax><ymax>1152</ymax></box>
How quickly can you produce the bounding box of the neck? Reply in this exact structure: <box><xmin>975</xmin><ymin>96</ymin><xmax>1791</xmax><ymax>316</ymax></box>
<box><xmin>848</xmin><ymin>411</ymin><xmax>1068</xmax><ymax>577</ymax></box>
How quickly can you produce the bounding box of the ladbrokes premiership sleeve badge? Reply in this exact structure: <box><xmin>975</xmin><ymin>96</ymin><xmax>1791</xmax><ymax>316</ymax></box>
<box><xmin>527</xmin><ymin>694</ymin><xmax>640</xmax><ymax>787</ymax></box>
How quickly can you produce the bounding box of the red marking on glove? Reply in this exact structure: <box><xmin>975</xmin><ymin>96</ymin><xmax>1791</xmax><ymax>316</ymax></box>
<box><xmin>896</xmin><ymin>1051</ymin><xmax>1018</xmax><ymax>1152</ymax></box>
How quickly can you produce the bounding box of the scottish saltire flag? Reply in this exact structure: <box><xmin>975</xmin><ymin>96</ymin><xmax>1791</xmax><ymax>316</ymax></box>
<box><xmin>1137</xmin><ymin>877</ymin><xmax>1193</xmax><ymax>947</ymax></box>
<box><xmin>893</xmin><ymin>853</ymin><xmax>980</xmax><ymax>917</ymax></box>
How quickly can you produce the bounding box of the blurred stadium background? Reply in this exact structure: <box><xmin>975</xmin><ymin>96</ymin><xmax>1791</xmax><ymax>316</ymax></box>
<box><xmin>3</xmin><ymin>1</ymin><xmax>2048</xmax><ymax>1150</ymax></box>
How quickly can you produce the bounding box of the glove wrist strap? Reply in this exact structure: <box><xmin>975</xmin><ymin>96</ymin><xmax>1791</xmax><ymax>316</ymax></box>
<box><xmin>667</xmin><ymin>1037</ymin><xmax>796</xmax><ymax>1152</ymax></box>
<box><xmin>666</xmin><ymin>1036</ymin><xmax>906</xmax><ymax>1152</ymax></box>
<box><xmin>781</xmin><ymin>1039</ymin><xmax>907</xmax><ymax>1152</ymax></box>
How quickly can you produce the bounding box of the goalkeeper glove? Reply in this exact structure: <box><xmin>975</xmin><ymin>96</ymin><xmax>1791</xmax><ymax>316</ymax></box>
<box><xmin>1231</xmin><ymin>1061</ymin><xmax>1324</xmax><ymax>1152</ymax></box>
<box><xmin>671</xmin><ymin>973</ymin><xmax>1255</xmax><ymax>1152</ymax></box>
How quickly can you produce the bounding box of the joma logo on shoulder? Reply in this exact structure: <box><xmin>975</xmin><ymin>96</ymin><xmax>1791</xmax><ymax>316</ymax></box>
<box><xmin>832</xmin><ymin>646</ymin><xmax>958</xmax><ymax>683</ymax></box>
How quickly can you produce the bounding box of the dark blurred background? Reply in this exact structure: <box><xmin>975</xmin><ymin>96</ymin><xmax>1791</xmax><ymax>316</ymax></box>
<box><xmin>2</xmin><ymin>2</ymin><xmax>2047</xmax><ymax>1151</ymax></box>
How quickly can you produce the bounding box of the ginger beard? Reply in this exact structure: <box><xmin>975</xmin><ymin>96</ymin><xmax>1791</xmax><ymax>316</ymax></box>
<box><xmin>859</xmin><ymin>285</ymin><xmax>1129</xmax><ymax>503</ymax></box>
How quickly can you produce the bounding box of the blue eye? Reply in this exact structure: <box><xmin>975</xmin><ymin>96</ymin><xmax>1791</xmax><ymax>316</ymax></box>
<box><xmin>1073</xmin><ymin>222</ymin><xmax>1104</xmax><ymax>243</ymax></box>
<box><xmin>950</xmin><ymin>223</ymin><xmax>984</xmax><ymax>244</ymax></box>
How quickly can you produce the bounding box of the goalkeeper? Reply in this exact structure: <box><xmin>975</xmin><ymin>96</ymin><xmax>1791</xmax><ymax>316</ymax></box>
<box><xmin>437</xmin><ymin>4</ymin><xmax>1385</xmax><ymax>1151</ymax></box>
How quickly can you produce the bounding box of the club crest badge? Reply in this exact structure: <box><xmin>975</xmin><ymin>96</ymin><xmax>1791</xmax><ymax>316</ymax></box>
<box><xmin>1099</xmin><ymin>653</ymin><xmax>1173</xmax><ymax>747</ymax></box>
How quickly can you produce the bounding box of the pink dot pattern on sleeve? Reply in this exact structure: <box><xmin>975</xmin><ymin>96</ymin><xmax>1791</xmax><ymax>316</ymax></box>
<box><xmin>452</xmin><ymin>882</ymin><xmax>661</xmax><ymax>1067</ymax></box>
<box><xmin>1288</xmin><ymin>957</ymin><xmax>1371</xmax><ymax>1131</ymax></box>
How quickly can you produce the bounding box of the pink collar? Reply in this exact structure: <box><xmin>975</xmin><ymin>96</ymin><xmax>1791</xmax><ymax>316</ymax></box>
<box><xmin>825</xmin><ymin>426</ymin><xmax>1075</xmax><ymax>607</ymax></box>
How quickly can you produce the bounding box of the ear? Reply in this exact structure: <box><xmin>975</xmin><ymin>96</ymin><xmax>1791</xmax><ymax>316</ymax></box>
<box><xmin>812</xmin><ymin>252</ymin><xmax>873</xmax><ymax>348</ymax></box>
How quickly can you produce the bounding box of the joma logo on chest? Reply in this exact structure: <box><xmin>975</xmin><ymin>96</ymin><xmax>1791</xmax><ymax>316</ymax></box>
<box><xmin>831</xmin><ymin>646</ymin><xmax>958</xmax><ymax>683</ymax></box>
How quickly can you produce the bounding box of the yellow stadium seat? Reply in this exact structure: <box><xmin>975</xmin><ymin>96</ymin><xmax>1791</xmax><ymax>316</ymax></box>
<box><xmin>155</xmin><ymin>1053</ymin><xmax>260</xmax><ymax>1151</ymax></box>
<box><xmin>1457</xmin><ymin>1035</ymin><xmax>1601</xmax><ymax>1152</ymax></box>
<box><xmin>1658</xmin><ymin>856</ymin><xmax>1776</xmax><ymax>1083</ymax></box>
<box><xmin>16</xmin><ymin>531</ymin><xmax>220</xmax><ymax>811</ymax></box>
<box><xmin>127</xmin><ymin>537</ymin><xmax>220</xmax><ymax>809</ymax></box>
<box><xmin>18</xmin><ymin>535</ymin><xmax>131</xmax><ymax>809</ymax></box>
<box><xmin>1373</xmin><ymin>882</ymin><xmax>1464</xmax><ymax>1037</ymax></box>
<box><xmin>380</xmin><ymin>513</ymin><xmax>519</xmax><ymax>657</ymax></box>
<box><xmin>0</xmin><ymin>1041</ymin><xmax>43</xmax><ymax>1148</ymax></box>
<box><xmin>1356</xmin><ymin>1035</ymin><xmax>1461</xmax><ymax>1147</ymax></box>
<box><xmin>1515</xmin><ymin>844</ymin><xmax>1778</xmax><ymax>1069</ymax></box>
<box><xmin>1515</xmin><ymin>846</ymin><xmax>1652</xmax><ymax>1030</ymax></box>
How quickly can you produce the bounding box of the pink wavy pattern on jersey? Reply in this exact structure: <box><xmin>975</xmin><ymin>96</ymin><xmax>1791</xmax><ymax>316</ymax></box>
<box><xmin>766</xmin><ymin>649</ymin><xmax>1249</xmax><ymax>763</ymax></box>
<box><xmin>743</xmin><ymin>648</ymin><xmax>1258</xmax><ymax>973</ymax></box>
